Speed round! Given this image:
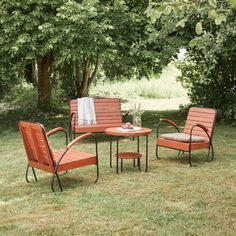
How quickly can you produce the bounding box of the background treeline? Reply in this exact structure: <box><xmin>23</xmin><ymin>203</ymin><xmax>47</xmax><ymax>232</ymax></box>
<box><xmin>0</xmin><ymin>0</ymin><xmax>235</xmax><ymax>125</ymax></box>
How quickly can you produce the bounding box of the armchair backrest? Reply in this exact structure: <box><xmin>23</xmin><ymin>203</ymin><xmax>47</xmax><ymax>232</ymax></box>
<box><xmin>183</xmin><ymin>107</ymin><xmax>217</xmax><ymax>139</ymax></box>
<box><xmin>18</xmin><ymin>121</ymin><xmax>55</xmax><ymax>172</ymax></box>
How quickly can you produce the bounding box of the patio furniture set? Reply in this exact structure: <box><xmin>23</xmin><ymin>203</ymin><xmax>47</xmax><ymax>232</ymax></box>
<box><xmin>18</xmin><ymin>97</ymin><xmax>217</xmax><ymax>192</ymax></box>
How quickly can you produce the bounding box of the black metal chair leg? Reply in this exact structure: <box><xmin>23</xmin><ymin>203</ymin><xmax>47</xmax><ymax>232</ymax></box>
<box><xmin>51</xmin><ymin>172</ymin><xmax>63</xmax><ymax>192</ymax></box>
<box><xmin>55</xmin><ymin>173</ymin><xmax>63</xmax><ymax>192</ymax></box>
<box><xmin>156</xmin><ymin>145</ymin><xmax>160</xmax><ymax>159</ymax></box>
<box><xmin>188</xmin><ymin>150</ymin><xmax>192</xmax><ymax>167</ymax></box>
<box><xmin>26</xmin><ymin>165</ymin><xmax>38</xmax><ymax>183</ymax></box>
<box><xmin>121</xmin><ymin>159</ymin><xmax>123</xmax><ymax>172</ymax></box>
<box><xmin>207</xmin><ymin>147</ymin><xmax>211</xmax><ymax>162</ymax></box>
<box><xmin>25</xmin><ymin>164</ymin><xmax>30</xmax><ymax>183</ymax></box>
<box><xmin>32</xmin><ymin>167</ymin><xmax>38</xmax><ymax>181</ymax></box>
<box><xmin>94</xmin><ymin>162</ymin><xmax>99</xmax><ymax>183</ymax></box>
<box><xmin>51</xmin><ymin>174</ymin><xmax>56</xmax><ymax>192</ymax></box>
<box><xmin>211</xmin><ymin>143</ymin><xmax>214</xmax><ymax>161</ymax></box>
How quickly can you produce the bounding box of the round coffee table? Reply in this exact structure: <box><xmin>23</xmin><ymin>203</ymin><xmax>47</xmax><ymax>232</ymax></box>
<box><xmin>105</xmin><ymin>127</ymin><xmax>152</xmax><ymax>173</ymax></box>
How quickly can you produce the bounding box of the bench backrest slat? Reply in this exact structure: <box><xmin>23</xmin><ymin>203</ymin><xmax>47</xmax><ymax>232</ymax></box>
<box><xmin>70</xmin><ymin>98</ymin><xmax>122</xmax><ymax>133</ymax></box>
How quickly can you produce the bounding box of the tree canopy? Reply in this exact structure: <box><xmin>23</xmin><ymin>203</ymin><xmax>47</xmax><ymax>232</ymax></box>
<box><xmin>147</xmin><ymin>0</ymin><xmax>236</xmax><ymax>124</ymax></box>
<box><xmin>0</xmin><ymin>0</ymin><xmax>177</xmax><ymax>110</ymax></box>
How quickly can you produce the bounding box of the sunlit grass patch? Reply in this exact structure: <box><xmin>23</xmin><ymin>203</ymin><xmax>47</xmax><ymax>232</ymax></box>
<box><xmin>90</xmin><ymin>63</ymin><xmax>187</xmax><ymax>100</ymax></box>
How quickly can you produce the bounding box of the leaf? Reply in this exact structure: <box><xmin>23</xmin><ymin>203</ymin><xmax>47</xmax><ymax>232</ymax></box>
<box><xmin>150</xmin><ymin>9</ymin><xmax>162</xmax><ymax>23</ymax></box>
<box><xmin>227</xmin><ymin>0</ymin><xmax>236</xmax><ymax>8</ymax></box>
<box><xmin>189</xmin><ymin>38</ymin><xmax>199</xmax><ymax>47</ymax></box>
<box><xmin>163</xmin><ymin>6</ymin><xmax>172</xmax><ymax>15</ymax></box>
<box><xmin>195</xmin><ymin>21</ymin><xmax>203</xmax><ymax>35</ymax></box>
<box><xmin>208</xmin><ymin>9</ymin><xmax>218</xmax><ymax>19</ymax></box>
<box><xmin>208</xmin><ymin>0</ymin><xmax>217</xmax><ymax>8</ymax></box>
<box><xmin>176</xmin><ymin>18</ymin><xmax>187</xmax><ymax>28</ymax></box>
<box><xmin>215</xmin><ymin>14</ymin><xmax>226</xmax><ymax>25</ymax></box>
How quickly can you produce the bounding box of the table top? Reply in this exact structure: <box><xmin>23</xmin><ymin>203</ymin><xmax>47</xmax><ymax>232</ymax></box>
<box><xmin>105</xmin><ymin>127</ymin><xmax>152</xmax><ymax>137</ymax></box>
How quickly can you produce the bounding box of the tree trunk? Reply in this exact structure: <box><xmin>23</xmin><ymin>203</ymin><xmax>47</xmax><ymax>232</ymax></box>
<box><xmin>24</xmin><ymin>61</ymin><xmax>38</xmax><ymax>87</ymax></box>
<box><xmin>32</xmin><ymin>61</ymin><xmax>38</xmax><ymax>87</ymax></box>
<box><xmin>76</xmin><ymin>56</ymin><xmax>100</xmax><ymax>98</ymax></box>
<box><xmin>77</xmin><ymin>57</ymin><xmax>90</xmax><ymax>97</ymax></box>
<box><xmin>37</xmin><ymin>52</ymin><xmax>53</xmax><ymax>111</ymax></box>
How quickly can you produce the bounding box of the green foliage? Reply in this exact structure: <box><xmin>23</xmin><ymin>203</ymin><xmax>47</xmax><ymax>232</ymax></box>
<box><xmin>0</xmin><ymin>0</ymin><xmax>179</xmax><ymax>105</ymax></box>
<box><xmin>147</xmin><ymin>0</ymin><xmax>236</xmax><ymax>125</ymax></box>
<box><xmin>5</xmin><ymin>82</ymin><xmax>67</xmax><ymax>118</ymax></box>
<box><xmin>176</xmin><ymin>13</ymin><xmax>236</xmax><ymax>124</ymax></box>
<box><xmin>5</xmin><ymin>83</ymin><xmax>37</xmax><ymax>111</ymax></box>
<box><xmin>223</xmin><ymin>104</ymin><xmax>236</xmax><ymax>126</ymax></box>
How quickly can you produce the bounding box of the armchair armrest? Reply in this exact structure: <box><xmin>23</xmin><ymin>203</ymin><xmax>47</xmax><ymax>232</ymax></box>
<box><xmin>157</xmin><ymin>117</ymin><xmax>180</xmax><ymax>138</ymax></box>
<box><xmin>47</xmin><ymin>127</ymin><xmax>68</xmax><ymax>145</ymax></box>
<box><xmin>47</xmin><ymin>127</ymin><xmax>67</xmax><ymax>137</ymax></box>
<box><xmin>189</xmin><ymin>124</ymin><xmax>211</xmax><ymax>143</ymax></box>
<box><xmin>67</xmin><ymin>132</ymin><xmax>96</xmax><ymax>150</ymax></box>
<box><xmin>196</xmin><ymin>123</ymin><xmax>208</xmax><ymax>133</ymax></box>
<box><xmin>160</xmin><ymin>118</ymin><xmax>178</xmax><ymax>129</ymax></box>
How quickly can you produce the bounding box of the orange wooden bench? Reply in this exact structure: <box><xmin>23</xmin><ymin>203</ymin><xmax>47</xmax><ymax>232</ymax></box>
<box><xmin>69</xmin><ymin>98</ymin><xmax>128</xmax><ymax>140</ymax></box>
<box><xmin>156</xmin><ymin>107</ymin><xmax>217</xmax><ymax>166</ymax></box>
<box><xmin>19</xmin><ymin>121</ymin><xmax>99</xmax><ymax>192</ymax></box>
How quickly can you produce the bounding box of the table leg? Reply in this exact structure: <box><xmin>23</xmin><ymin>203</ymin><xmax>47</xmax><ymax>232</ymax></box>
<box><xmin>121</xmin><ymin>159</ymin><xmax>123</xmax><ymax>172</ymax></box>
<box><xmin>146</xmin><ymin>135</ymin><xmax>148</xmax><ymax>172</ymax></box>
<box><xmin>137</xmin><ymin>136</ymin><xmax>141</xmax><ymax>171</ymax></box>
<box><xmin>110</xmin><ymin>136</ymin><xmax>112</xmax><ymax>168</ymax></box>
<box><xmin>116</xmin><ymin>137</ymin><xmax>119</xmax><ymax>174</ymax></box>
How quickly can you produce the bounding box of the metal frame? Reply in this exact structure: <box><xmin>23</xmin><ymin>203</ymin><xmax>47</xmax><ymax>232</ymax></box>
<box><xmin>109</xmin><ymin>135</ymin><xmax>149</xmax><ymax>173</ymax></box>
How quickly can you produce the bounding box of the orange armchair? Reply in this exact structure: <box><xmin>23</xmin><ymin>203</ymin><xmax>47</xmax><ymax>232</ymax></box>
<box><xmin>18</xmin><ymin>121</ymin><xmax>99</xmax><ymax>192</ymax></box>
<box><xmin>156</xmin><ymin>107</ymin><xmax>217</xmax><ymax>166</ymax></box>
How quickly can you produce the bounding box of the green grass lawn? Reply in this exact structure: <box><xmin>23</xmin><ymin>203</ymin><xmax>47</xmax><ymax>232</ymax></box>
<box><xmin>0</xmin><ymin>109</ymin><xmax>235</xmax><ymax>235</ymax></box>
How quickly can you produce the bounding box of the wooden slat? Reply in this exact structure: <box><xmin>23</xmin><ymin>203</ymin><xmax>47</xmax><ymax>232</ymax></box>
<box><xmin>53</xmin><ymin>149</ymin><xmax>96</xmax><ymax>172</ymax></box>
<box><xmin>188</xmin><ymin>107</ymin><xmax>216</xmax><ymax>114</ymax></box>
<box><xmin>184</xmin><ymin>123</ymin><xmax>214</xmax><ymax>130</ymax></box>
<box><xmin>70</xmin><ymin>98</ymin><xmax>123</xmax><ymax>133</ymax></box>
<box><xmin>157</xmin><ymin>138</ymin><xmax>210</xmax><ymax>151</ymax></box>
<box><xmin>19</xmin><ymin>122</ymin><xmax>55</xmax><ymax>172</ymax></box>
<box><xmin>184</xmin><ymin>107</ymin><xmax>216</xmax><ymax>138</ymax></box>
<box><xmin>186</xmin><ymin>116</ymin><xmax>215</xmax><ymax>123</ymax></box>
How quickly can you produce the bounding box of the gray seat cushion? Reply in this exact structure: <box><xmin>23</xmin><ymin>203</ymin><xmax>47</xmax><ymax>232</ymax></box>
<box><xmin>160</xmin><ymin>133</ymin><xmax>208</xmax><ymax>142</ymax></box>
